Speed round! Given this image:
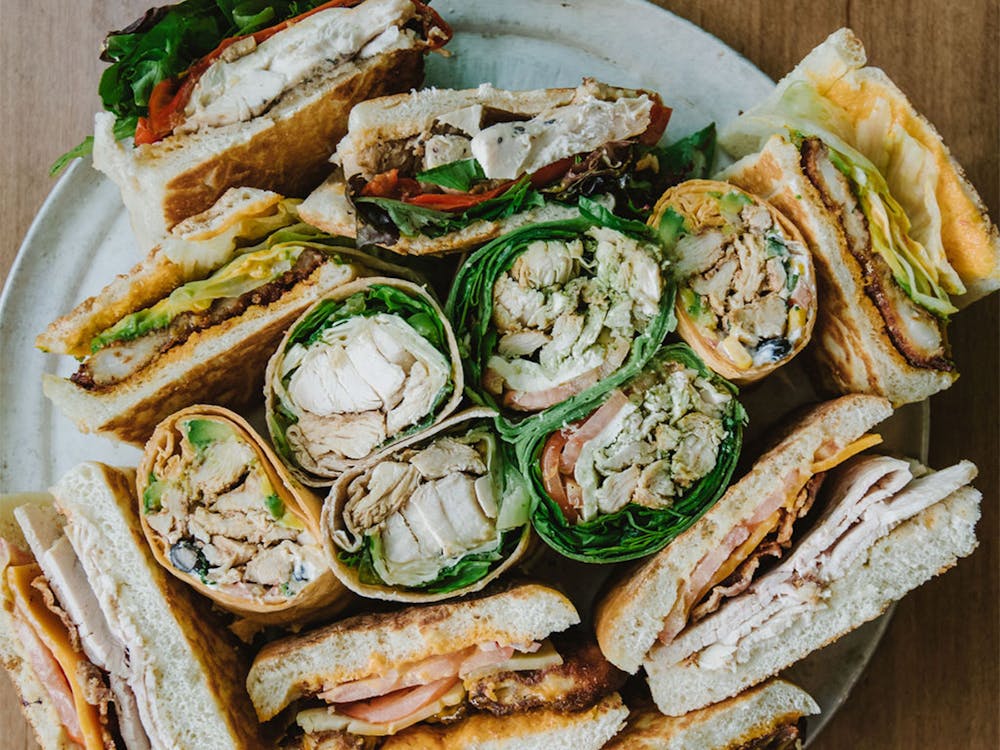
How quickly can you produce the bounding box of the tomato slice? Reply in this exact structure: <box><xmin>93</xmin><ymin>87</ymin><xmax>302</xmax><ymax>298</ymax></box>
<box><xmin>541</xmin><ymin>430</ymin><xmax>578</xmax><ymax>523</ymax></box>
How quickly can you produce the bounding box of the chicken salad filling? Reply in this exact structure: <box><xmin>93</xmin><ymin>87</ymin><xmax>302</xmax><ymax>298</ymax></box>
<box><xmin>271</xmin><ymin>284</ymin><xmax>456</xmax><ymax>478</ymax></box>
<box><xmin>142</xmin><ymin>417</ymin><xmax>326</xmax><ymax>602</ymax></box>
<box><xmin>542</xmin><ymin>359</ymin><xmax>733</xmax><ymax>525</ymax></box>
<box><xmin>663</xmin><ymin>190</ymin><xmax>814</xmax><ymax>371</ymax></box>
<box><xmin>335</xmin><ymin>422</ymin><xmax>529</xmax><ymax>590</ymax></box>
<box><xmin>484</xmin><ymin>224</ymin><xmax>666</xmax><ymax>411</ymax></box>
<box><xmin>521</xmin><ymin>344</ymin><xmax>744</xmax><ymax>563</ymax></box>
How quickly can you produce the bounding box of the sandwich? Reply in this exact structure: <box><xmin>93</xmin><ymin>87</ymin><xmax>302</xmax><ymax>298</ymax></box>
<box><xmin>594</xmin><ymin>394</ymin><xmax>981</xmax><ymax>715</ymax></box>
<box><xmin>265</xmin><ymin>276</ymin><xmax>464</xmax><ymax>485</ymax></box>
<box><xmin>298</xmin><ymin>80</ymin><xmax>720</xmax><ymax>255</ymax></box>
<box><xmin>445</xmin><ymin>200</ymin><xmax>675</xmax><ymax>424</ymax></box>
<box><xmin>718</xmin><ymin>28</ymin><xmax>999</xmax><ymax>404</ymax></box>
<box><xmin>0</xmin><ymin>462</ymin><xmax>266</xmax><ymax>749</ymax></box>
<box><xmin>61</xmin><ymin>0</ymin><xmax>452</xmax><ymax>250</ymax></box>
<box><xmin>648</xmin><ymin>179</ymin><xmax>817</xmax><ymax>385</ymax></box>
<box><xmin>323</xmin><ymin>407</ymin><xmax>532</xmax><ymax>601</ymax></box>
<box><xmin>245</xmin><ymin>582</ymin><xmax>629</xmax><ymax>748</ymax></box>
<box><xmin>605</xmin><ymin>679</ymin><xmax>820</xmax><ymax>750</ymax></box>
<box><xmin>38</xmin><ymin>188</ymin><xmax>419</xmax><ymax>446</ymax></box>
<box><xmin>138</xmin><ymin>405</ymin><xmax>353</xmax><ymax>627</ymax></box>
<box><xmin>516</xmin><ymin>344</ymin><xmax>745</xmax><ymax>564</ymax></box>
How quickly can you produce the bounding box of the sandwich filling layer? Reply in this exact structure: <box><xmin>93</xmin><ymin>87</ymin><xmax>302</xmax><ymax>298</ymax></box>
<box><xmin>292</xmin><ymin>637</ymin><xmax>622</xmax><ymax>739</ymax></box>
<box><xmin>71</xmin><ymin>231</ymin><xmax>351</xmax><ymax>391</ymax></box>
<box><xmin>142</xmin><ymin>416</ymin><xmax>326</xmax><ymax>603</ymax></box>
<box><xmin>800</xmin><ymin>138</ymin><xmax>952</xmax><ymax>370</ymax></box>
<box><xmin>657</xmin><ymin>456</ymin><xmax>977</xmax><ymax>668</ymax></box>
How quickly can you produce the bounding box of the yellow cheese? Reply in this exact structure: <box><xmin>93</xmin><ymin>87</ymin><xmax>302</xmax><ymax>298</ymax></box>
<box><xmin>6</xmin><ymin>564</ymin><xmax>105</xmax><ymax>750</ymax></box>
<box><xmin>811</xmin><ymin>433</ymin><xmax>883</xmax><ymax>474</ymax></box>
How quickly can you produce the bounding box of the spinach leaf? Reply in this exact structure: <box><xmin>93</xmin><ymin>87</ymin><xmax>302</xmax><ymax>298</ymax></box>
<box><xmin>416</xmin><ymin>158</ymin><xmax>486</xmax><ymax>192</ymax></box>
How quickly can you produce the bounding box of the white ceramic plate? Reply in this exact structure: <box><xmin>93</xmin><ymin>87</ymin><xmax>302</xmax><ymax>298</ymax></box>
<box><xmin>0</xmin><ymin>0</ymin><xmax>927</xmax><ymax>742</ymax></box>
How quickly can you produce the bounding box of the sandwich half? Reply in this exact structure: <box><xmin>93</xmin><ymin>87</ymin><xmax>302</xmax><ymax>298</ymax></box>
<box><xmin>0</xmin><ymin>463</ymin><xmax>266</xmax><ymax>749</ymax></box>
<box><xmin>299</xmin><ymin>79</ymin><xmax>685</xmax><ymax>255</ymax></box>
<box><xmin>81</xmin><ymin>0</ymin><xmax>451</xmax><ymax>249</ymax></box>
<box><xmin>246</xmin><ymin>583</ymin><xmax>628</xmax><ymax>748</ymax></box>
<box><xmin>595</xmin><ymin>395</ymin><xmax>981</xmax><ymax>715</ymax></box>
<box><xmin>718</xmin><ymin>28</ymin><xmax>1000</xmax><ymax>404</ymax></box>
<box><xmin>605</xmin><ymin>679</ymin><xmax>820</xmax><ymax>750</ymax></box>
<box><xmin>38</xmin><ymin>188</ymin><xmax>419</xmax><ymax>446</ymax></box>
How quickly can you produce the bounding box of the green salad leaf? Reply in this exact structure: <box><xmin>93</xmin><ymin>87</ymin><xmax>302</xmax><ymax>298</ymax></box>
<box><xmin>416</xmin><ymin>158</ymin><xmax>487</xmax><ymax>192</ymax></box>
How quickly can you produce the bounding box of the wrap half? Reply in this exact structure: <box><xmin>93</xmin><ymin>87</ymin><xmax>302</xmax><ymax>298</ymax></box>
<box><xmin>650</xmin><ymin>179</ymin><xmax>816</xmax><ymax>384</ymax></box>
<box><xmin>137</xmin><ymin>406</ymin><xmax>351</xmax><ymax>626</ymax></box>
<box><xmin>517</xmin><ymin>344</ymin><xmax>745</xmax><ymax>563</ymax></box>
<box><xmin>446</xmin><ymin>199</ymin><xmax>675</xmax><ymax>431</ymax></box>
<box><xmin>266</xmin><ymin>277</ymin><xmax>464</xmax><ymax>485</ymax></box>
<box><xmin>323</xmin><ymin>407</ymin><xmax>532</xmax><ymax>601</ymax></box>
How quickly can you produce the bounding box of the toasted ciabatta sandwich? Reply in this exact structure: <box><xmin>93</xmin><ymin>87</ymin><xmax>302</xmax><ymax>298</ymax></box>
<box><xmin>605</xmin><ymin>679</ymin><xmax>820</xmax><ymax>750</ymax></box>
<box><xmin>718</xmin><ymin>28</ymin><xmax>999</xmax><ymax>405</ymax></box>
<box><xmin>0</xmin><ymin>463</ymin><xmax>266</xmax><ymax>749</ymax></box>
<box><xmin>595</xmin><ymin>395</ymin><xmax>981</xmax><ymax>715</ymax></box>
<box><xmin>298</xmin><ymin>78</ymin><xmax>692</xmax><ymax>255</ymax></box>
<box><xmin>72</xmin><ymin>0</ymin><xmax>451</xmax><ymax>250</ymax></box>
<box><xmin>247</xmin><ymin>583</ymin><xmax>629</xmax><ymax>749</ymax></box>
<box><xmin>37</xmin><ymin>187</ymin><xmax>420</xmax><ymax>446</ymax></box>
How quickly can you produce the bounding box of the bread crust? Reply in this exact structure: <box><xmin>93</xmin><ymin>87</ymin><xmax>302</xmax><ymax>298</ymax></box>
<box><xmin>604</xmin><ymin>679</ymin><xmax>818</xmax><ymax>750</ymax></box>
<box><xmin>379</xmin><ymin>693</ymin><xmax>629</xmax><ymax>750</ymax></box>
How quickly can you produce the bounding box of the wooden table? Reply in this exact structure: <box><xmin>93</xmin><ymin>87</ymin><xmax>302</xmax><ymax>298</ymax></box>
<box><xmin>0</xmin><ymin>1</ymin><xmax>996</xmax><ymax>747</ymax></box>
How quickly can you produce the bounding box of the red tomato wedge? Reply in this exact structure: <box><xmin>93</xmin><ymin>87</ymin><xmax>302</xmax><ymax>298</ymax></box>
<box><xmin>558</xmin><ymin>390</ymin><xmax>630</xmax><ymax>474</ymax></box>
<box><xmin>641</xmin><ymin>96</ymin><xmax>672</xmax><ymax>145</ymax></box>
<box><xmin>541</xmin><ymin>430</ymin><xmax>576</xmax><ymax>522</ymax></box>
<box><xmin>335</xmin><ymin>676</ymin><xmax>460</xmax><ymax>724</ymax></box>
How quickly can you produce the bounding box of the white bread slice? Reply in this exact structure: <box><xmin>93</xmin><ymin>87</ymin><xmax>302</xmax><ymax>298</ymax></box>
<box><xmin>645</xmin><ymin>484</ymin><xmax>980</xmax><ymax>715</ymax></box>
<box><xmin>720</xmin><ymin>28</ymin><xmax>999</xmax><ymax>307</ymax></box>
<box><xmin>604</xmin><ymin>679</ymin><xmax>819</xmax><ymax>750</ymax></box>
<box><xmin>380</xmin><ymin>692</ymin><xmax>629</xmax><ymax>750</ymax></box>
<box><xmin>0</xmin><ymin>493</ymin><xmax>80</xmax><ymax>750</ymax></box>
<box><xmin>42</xmin><ymin>258</ymin><xmax>373</xmax><ymax>446</ymax></box>
<box><xmin>94</xmin><ymin>38</ymin><xmax>426</xmax><ymax>250</ymax></box>
<box><xmin>246</xmin><ymin>582</ymin><xmax>580</xmax><ymax>721</ymax></box>
<box><xmin>719</xmin><ymin>135</ymin><xmax>957</xmax><ymax>406</ymax></box>
<box><xmin>51</xmin><ymin>462</ymin><xmax>266</xmax><ymax>749</ymax></box>
<box><xmin>595</xmin><ymin>394</ymin><xmax>892</xmax><ymax>674</ymax></box>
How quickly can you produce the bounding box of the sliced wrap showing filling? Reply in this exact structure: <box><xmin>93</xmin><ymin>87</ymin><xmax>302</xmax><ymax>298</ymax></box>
<box><xmin>519</xmin><ymin>344</ymin><xmax>745</xmax><ymax>563</ymax></box>
<box><xmin>655</xmin><ymin>455</ymin><xmax>977</xmax><ymax>669</ymax></box>
<box><xmin>328</xmin><ymin>410</ymin><xmax>530</xmax><ymax>597</ymax></box>
<box><xmin>652</xmin><ymin>180</ymin><xmax>816</xmax><ymax>384</ymax></box>
<box><xmin>138</xmin><ymin>406</ymin><xmax>348</xmax><ymax>624</ymax></box>
<box><xmin>268</xmin><ymin>279</ymin><xmax>462</xmax><ymax>484</ymax></box>
<box><xmin>447</xmin><ymin>200</ymin><xmax>675</xmax><ymax>427</ymax></box>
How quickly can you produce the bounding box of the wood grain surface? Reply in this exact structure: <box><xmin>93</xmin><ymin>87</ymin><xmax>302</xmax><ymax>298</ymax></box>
<box><xmin>0</xmin><ymin>1</ymin><xmax>996</xmax><ymax>748</ymax></box>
